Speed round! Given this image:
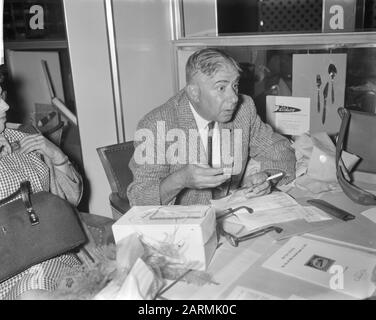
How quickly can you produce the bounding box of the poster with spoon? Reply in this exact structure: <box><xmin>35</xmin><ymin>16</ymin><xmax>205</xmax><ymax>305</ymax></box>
<box><xmin>292</xmin><ymin>53</ymin><xmax>347</xmax><ymax>135</ymax></box>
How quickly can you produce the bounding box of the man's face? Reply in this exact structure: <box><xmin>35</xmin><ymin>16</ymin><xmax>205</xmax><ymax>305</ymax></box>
<box><xmin>193</xmin><ymin>65</ymin><xmax>240</xmax><ymax>123</ymax></box>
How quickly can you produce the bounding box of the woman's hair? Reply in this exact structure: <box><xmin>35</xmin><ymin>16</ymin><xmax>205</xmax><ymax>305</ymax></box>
<box><xmin>185</xmin><ymin>48</ymin><xmax>241</xmax><ymax>84</ymax></box>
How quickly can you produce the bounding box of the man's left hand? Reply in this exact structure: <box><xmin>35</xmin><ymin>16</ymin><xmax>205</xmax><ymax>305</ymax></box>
<box><xmin>241</xmin><ymin>171</ymin><xmax>271</xmax><ymax>198</ymax></box>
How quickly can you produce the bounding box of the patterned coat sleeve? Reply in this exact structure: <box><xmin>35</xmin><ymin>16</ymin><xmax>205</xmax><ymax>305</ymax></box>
<box><xmin>127</xmin><ymin>115</ymin><xmax>171</xmax><ymax>206</ymax></box>
<box><xmin>245</xmin><ymin>96</ymin><xmax>296</xmax><ymax>184</ymax></box>
<box><xmin>48</xmin><ymin>160</ymin><xmax>83</xmax><ymax>206</ymax></box>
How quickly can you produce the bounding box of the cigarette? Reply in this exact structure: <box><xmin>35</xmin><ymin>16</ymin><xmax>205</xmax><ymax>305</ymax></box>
<box><xmin>266</xmin><ymin>172</ymin><xmax>284</xmax><ymax>181</ymax></box>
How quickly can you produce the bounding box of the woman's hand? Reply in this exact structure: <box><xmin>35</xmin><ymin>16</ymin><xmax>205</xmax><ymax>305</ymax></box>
<box><xmin>0</xmin><ymin>135</ymin><xmax>11</xmax><ymax>157</ymax></box>
<box><xmin>241</xmin><ymin>171</ymin><xmax>271</xmax><ymax>198</ymax></box>
<box><xmin>18</xmin><ymin>133</ymin><xmax>66</xmax><ymax>165</ymax></box>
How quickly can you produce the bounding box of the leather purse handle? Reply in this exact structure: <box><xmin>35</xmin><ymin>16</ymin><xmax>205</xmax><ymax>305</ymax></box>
<box><xmin>336</xmin><ymin>108</ymin><xmax>376</xmax><ymax>205</ymax></box>
<box><xmin>20</xmin><ymin>181</ymin><xmax>39</xmax><ymax>225</ymax></box>
<box><xmin>0</xmin><ymin>187</ymin><xmax>21</xmax><ymax>206</ymax></box>
<box><xmin>0</xmin><ymin>181</ymin><xmax>40</xmax><ymax>225</ymax></box>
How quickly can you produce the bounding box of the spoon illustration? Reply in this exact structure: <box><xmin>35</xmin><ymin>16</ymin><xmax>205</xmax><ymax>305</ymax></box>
<box><xmin>322</xmin><ymin>82</ymin><xmax>329</xmax><ymax>125</ymax></box>
<box><xmin>328</xmin><ymin>64</ymin><xmax>337</xmax><ymax>104</ymax></box>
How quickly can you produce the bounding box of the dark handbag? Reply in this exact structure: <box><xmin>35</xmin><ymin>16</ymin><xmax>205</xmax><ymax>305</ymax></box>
<box><xmin>336</xmin><ymin>108</ymin><xmax>376</xmax><ymax>205</ymax></box>
<box><xmin>0</xmin><ymin>181</ymin><xmax>87</xmax><ymax>282</ymax></box>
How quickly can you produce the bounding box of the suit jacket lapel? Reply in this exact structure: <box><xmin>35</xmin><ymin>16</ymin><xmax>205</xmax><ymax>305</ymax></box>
<box><xmin>218</xmin><ymin>121</ymin><xmax>234</xmax><ymax>166</ymax></box>
<box><xmin>173</xmin><ymin>92</ymin><xmax>244</xmax><ymax>199</ymax></box>
<box><xmin>218</xmin><ymin>120</ymin><xmax>237</xmax><ymax>193</ymax></box>
<box><xmin>174</xmin><ymin>92</ymin><xmax>213</xmax><ymax>204</ymax></box>
<box><xmin>176</xmin><ymin>92</ymin><xmax>207</xmax><ymax>165</ymax></box>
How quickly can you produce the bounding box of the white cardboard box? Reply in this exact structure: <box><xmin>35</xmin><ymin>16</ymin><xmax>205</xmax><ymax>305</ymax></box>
<box><xmin>112</xmin><ymin>205</ymin><xmax>217</xmax><ymax>271</ymax></box>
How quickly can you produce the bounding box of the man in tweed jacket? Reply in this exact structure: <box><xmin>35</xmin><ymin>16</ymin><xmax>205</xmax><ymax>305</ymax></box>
<box><xmin>128</xmin><ymin>48</ymin><xmax>296</xmax><ymax>206</ymax></box>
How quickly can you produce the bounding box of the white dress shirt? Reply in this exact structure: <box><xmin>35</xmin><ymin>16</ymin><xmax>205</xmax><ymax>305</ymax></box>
<box><xmin>189</xmin><ymin>102</ymin><xmax>221</xmax><ymax>168</ymax></box>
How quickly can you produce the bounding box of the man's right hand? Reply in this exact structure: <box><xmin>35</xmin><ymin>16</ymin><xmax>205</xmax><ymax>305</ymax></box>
<box><xmin>179</xmin><ymin>164</ymin><xmax>230</xmax><ymax>189</ymax></box>
<box><xmin>160</xmin><ymin>164</ymin><xmax>231</xmax><ymax>205</ymax></box>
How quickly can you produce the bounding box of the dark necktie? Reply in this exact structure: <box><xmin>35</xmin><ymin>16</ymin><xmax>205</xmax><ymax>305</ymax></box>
<box><xmin>207</xmin><ymin>121</ymin><xmax>215</xmax><ymax>167</ymax></box>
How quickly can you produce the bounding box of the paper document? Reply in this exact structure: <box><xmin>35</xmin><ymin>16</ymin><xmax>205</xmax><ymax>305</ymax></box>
<box><xmin>126</xmin><ymin>205</ymin><xmax>211</xmax><ymax>222</ymax></box>
<box><xmin>212</xmin><ymin>191</ymin><xmax>298</xmax><ymax>211</ymax></box>
<box><xmin>361</xmin><ymin>207</ymin><xmax>376</xmax><ymax>224</ymax></box>
<box><xmin>117</xmin><ymin>258</ymin><xmax>157</xmax><ymax>300</ymax></box>
<box><xmin>300</xmin><ymin>206</ymin><xmax>332</xmax><ymax>222</ymax></box>
<box><xmin>266</xmin><ymin>96</ymin><xmax>310</xmax><ymax>136</ymax></box>
<box><xmin>148</xmin><ymin>206</ymin><xmax>209</xmax><ymax>220</ymax></box>
<box><xmin>225</xmin><ymin>206</ymin><xmax>302</xmax><ymax>231</ymax></box>
<box><xmin>212</xmin><ymin>192</ymin><xmax>329</xmax><ymax>231</ymax></box>
<box><xmin>226</xmin><ymin>286</ymin><xmax>281</xmax><ymax>300</ymax></box>
<box><xmin>262</xmin><ymin>236</ymin><xmax>376</xmax><ymax>299</ymax></box>
<box><xmin>162</xmin><ymin>241</ymin><xmax>262</xmax><ymax>300</ymax></box>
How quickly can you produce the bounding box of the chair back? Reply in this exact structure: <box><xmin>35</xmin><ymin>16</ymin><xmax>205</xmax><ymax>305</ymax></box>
<box><xmin>96</xmin><ymin>141</ymin><xmax>134</xmax><ymax>199</ymax></box>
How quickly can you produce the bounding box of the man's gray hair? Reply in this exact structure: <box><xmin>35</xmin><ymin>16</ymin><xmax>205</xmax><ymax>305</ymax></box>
<box><xmin>186</xmin><ymin>48</ymin><xmax>241</xmax><ymax>84</ymax></box>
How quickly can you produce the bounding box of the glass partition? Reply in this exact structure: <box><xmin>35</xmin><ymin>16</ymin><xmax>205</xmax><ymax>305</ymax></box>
<box><xmin>175</xmin><ymin>43</ymin><xmax>376</xmax><ymax>135</ymax></box>
<box><xmin>172</xmin><ymin>0</ymin><xmax>376</xmax><ymax>135</ymax></box>
<box><xmin>177</xmin><ymin>0</ymin><xmax>376</xmax><ymax>39</ymax></box>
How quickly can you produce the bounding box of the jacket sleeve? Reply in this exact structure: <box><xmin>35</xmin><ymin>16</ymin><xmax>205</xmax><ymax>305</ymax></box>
<box><xmin>47</xmin><ymin>157</ymin><xmax>83</xmax><ymax>206</ymax></box>
<box><xmin>246</xmin><ymin>97</ymin><xmax>296</xmax><ymax>184</ymax></box>
<box><xmin>127</xmin><ymin>116</ymin><xmax>171</xmax><ymax>206</ymax></box>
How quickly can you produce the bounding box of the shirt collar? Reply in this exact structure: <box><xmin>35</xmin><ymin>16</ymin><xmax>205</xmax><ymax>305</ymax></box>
<box><xmin>189</xmin><ymin>101</ymin><xmax>211</xmax><ymax>131</ymax></box>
